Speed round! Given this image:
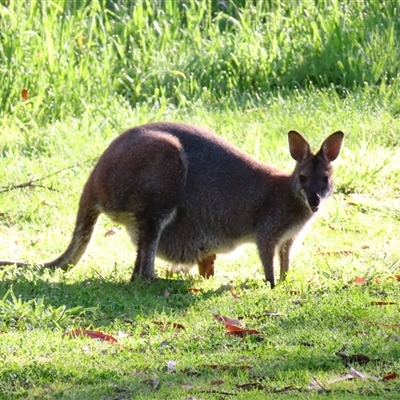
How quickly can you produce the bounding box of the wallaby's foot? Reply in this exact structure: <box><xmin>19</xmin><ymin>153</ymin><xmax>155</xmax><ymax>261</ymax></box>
<box><xmin>266</xmin><ymin>279</ymin><xmax>276</xmax><ymax>289</ymax></box>
<box><xmin>197</xmin><ymin>254</ymin><xmax>216</xmax><ymax>278</ymax></box>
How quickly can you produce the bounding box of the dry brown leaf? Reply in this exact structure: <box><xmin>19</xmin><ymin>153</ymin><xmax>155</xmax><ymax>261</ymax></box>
<box><xmin>143</xmin><ymin>378</ymin><xmax>159</xmax><ymax>390</ymax></box>
<box><xmin>354</xmin><ymin>277</ymin><xmax>367</xmax><ymax>285</ymax></box>
<box><xmin>62</xmin><ymin>329</ymin><xmax>118</xmax><ymax>343</ymax></box>
<box><xmin>230</xmin><ymin>289</ymin><xmax>241</xmax><ymax>300</ymax></box>
<box><xmin>21</xmin><ymin>88</ymin><xmax>29</xmax><ymax>101</ymax></box>
<box><xmin>336</xmin><ymin>353</ymin><xmax>371</xmax><ymax>365</ymax></box>
<box><xmin>370</xmin><ymin>301</ymin><xmax>396</xmax><ymax>306</ymax></box>
<box><xmin>153</xmin><ymin>321</ymin><xmax>185</xmax><ymax>331</ymax></box>
<box><xmin>225</xmin><ymin>323</ymin><xmax>261</xmax><ymax>337</ymax></box>
<box><xmin>382</xmin><ymin>372</ymin><xmax>398</xmax><ymax>381</ymax></box>
<box><xmin>214</xmin><ymin>314</ymin><xmax>242</xmax><ymax>327</ymax></box>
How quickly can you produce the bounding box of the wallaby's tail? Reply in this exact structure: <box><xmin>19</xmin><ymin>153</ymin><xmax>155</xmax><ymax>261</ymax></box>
<box><xmin>0</xmin><ymin>202</ymin><xmax>100</xmax><ymax>272</ymax></box>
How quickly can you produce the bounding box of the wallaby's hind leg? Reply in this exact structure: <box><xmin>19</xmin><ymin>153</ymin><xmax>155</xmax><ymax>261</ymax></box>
<box><xmin>278</xmin><ymin>239</ymin><xmax>293</xmax><ymax>282</ymax></box>
<box><xmin>197</xmin><ymin>254</ymin><xmax>216</xmax><ymax>278</ymax></box>
<box><xmin>130</xmin><ymin>214</ymin><xmax>175</xmax><ymax>281</ymax></box>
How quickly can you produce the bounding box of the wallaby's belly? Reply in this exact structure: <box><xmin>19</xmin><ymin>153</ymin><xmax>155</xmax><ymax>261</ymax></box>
<box><xmin>156</xmin><ymin>209</ymin><xmax>254</xmax><ymax>264</ymax></box>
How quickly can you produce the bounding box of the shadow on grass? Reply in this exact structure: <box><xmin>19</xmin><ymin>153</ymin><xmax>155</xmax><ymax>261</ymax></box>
<box><xmin>0</xmin><ymin>270</ymin><xmax>224</xmax><ymax>326</ymax></box>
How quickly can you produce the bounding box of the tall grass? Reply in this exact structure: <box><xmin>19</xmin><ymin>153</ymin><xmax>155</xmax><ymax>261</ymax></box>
<box><xmin>0</xmin><ymin>0</ymin><xmax>399</xmax><ymax>125</ymax></box>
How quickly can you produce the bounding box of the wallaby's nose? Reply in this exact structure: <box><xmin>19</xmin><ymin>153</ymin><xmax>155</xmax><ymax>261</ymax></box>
<box><xmin>307</xmin><ymin>193</ymin><xmax>321</xmax><ymax>213</ymax></box>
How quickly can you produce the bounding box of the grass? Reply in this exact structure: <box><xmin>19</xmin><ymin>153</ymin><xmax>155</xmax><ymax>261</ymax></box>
<box><xmin>1</xmin><ymin>90</ymin><xmax>400</xmax><ymax>399</ymax></box>
<box><xmin>1</xmin><ymin>0</ymin><xmax>400</xmax><ymax>123</ymax></box>
<box><xmin>1</xmin><ymin>0</ymin><xmax>400</xmax><ymax>398</ymax></box>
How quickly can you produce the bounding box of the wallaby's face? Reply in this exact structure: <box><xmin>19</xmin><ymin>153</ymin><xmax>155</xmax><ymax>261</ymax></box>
<box><xmin>288</xmin><ymin>130</ymin><xmax>344</xmax><ymax>213</ymax></box>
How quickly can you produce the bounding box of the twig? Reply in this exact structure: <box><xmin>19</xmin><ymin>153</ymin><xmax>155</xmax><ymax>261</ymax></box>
<box><xmin>0</xmin><ymin>157</ymin><xmax>97</xmax><ymax>194</ymax></box>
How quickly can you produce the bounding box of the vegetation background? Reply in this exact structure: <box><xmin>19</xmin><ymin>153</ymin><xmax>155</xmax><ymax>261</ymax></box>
<box><xmin>0</xmin><ymin>0</ymin><xmax>400</xmax><ymax>398</ymax></box>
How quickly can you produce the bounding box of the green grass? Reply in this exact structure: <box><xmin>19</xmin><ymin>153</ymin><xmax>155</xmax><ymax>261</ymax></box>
<box><xmin>1</xmin><ymin>0</ymin><xmax>400</xmax><ymax>398</ymax></box>
<box><xmin>1</xmin><ymin>90</ymin><xmax>400</xmax><ymax>399</ymax></box>
<box><xmin>1</xmin><ymin>0</ymin><xmax>400</xmax><ymax>123</ymax></box>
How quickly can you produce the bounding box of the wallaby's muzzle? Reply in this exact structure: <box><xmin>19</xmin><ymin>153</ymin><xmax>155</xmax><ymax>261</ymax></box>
<box><xmin>307</xmin><ymin>193</ymin><xmax>321</xmax><ymax>213</ymax></box>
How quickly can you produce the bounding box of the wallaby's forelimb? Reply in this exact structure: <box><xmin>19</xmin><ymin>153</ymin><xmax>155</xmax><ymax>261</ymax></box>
<box><xmin>279</xmin><ymin>239</ymin><xmax>294</xmax><ymax>282</ymax></box>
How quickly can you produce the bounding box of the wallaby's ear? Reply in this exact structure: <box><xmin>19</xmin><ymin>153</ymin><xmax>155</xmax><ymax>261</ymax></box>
<box><xmin>288</xmin><ymin>130</ymin><xmax>311</xmax><ymax>162</ymax></box>
<box><xmin>319</xmin><ymin>131</ymin><xmax>344</xmax><ymax>162</ymax></box>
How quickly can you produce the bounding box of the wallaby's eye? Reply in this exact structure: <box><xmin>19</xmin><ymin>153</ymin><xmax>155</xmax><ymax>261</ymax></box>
<box><xmin>299</xmin><ymin>175</ymin><xmax>307</xmax><ymax>183</ymax></box>
<box><xmin>322</xmin><ymin>176</ymin><xmax>329</xmax><ymax>184</ymax></box>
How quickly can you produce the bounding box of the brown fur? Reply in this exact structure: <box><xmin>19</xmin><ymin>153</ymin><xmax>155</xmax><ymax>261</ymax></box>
<box><xmin>0</xmin><ymin>122</ymin><xmax>343</xmax><ymax>288</ymax></box>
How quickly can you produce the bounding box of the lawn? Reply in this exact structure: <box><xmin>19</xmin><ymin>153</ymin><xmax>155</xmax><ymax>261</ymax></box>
<box><xmin>1</xmin><ymin>1</ymin><xmax>400</xmax><ymax>399</ymax></box>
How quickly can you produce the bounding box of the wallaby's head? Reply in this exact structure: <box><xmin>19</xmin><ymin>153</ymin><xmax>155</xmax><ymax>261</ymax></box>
<box><xmin>288</xmin><ymin>130</ymin><xmax>344</xmax><ymax>213</ymax></box>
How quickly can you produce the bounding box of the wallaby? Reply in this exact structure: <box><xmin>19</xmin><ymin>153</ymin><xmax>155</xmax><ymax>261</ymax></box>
<box><xmin>0</xmin><ymin>122</ymin><xmax>343</xmax><ymax>288</ymax></box>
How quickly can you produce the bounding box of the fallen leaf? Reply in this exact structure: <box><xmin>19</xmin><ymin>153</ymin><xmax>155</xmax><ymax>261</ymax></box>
<box><xmin>308</xmin><ymin>377</ymin><xmax>326</xmax><ymax>390</ymax></box>
<box><xmin>225</xmin><ymin>323</ymin><xmax>261</xmax><ymax>337</ymax></box>
<box><xmin>230</xmin><ymin>289</ymin><xmax>241</xmax><ymax>300</ymax></box>
<box><xmin>214</xmin><ymin>314</ymin><xmax>242</xmax><ymax>327</ymax></box>
<box><xmin>188</xmin><ymin>288</ymin><xmax>201</xmax><ymax>293</ymax></box>
<box><xmin>336</xmin><ymin>352</ymin><xmax>371</xmax><ymax>365</ymax></box>
<box><xmin>104</xmin><ymin>229</ymin><xmax>116</xmax><ymax>237</ymax></box>
<box><xmin>117</xmin><ymin>330</ymin><xmax>131</xmax><ymax>339</ymax></box>
<box><xmin>158</xmin><ymin>340</ymin><xmax>171</xmax><ymax>348</ymax></box>
<box><xmin>82</xmin><ymin>345</ymin><xmax>91</xmax><ymax>352</ymax></box>
<box><xmin>349</xmin><ymin>366</ymin><xmax>368</xmax><ymax>379</ymax></box>
<box><xmin>327</xmin><ymin>373</ymin><xmax>354</xmax><ymax>385</ymax></box>
<box><xmin>211</xmin><ymin>379</ymin><xmax>224</xmax><ymax>386</ymax></box>
<box><xmin>153</xmin><ymin>321</ymin><xmax>185</xmax><ymax>331</ymax></box>
<box><xmin>62</xmin><ymin>329</ymin><xmax>117</xmax><ymax>343</ymax></box>
<box><xmin>349</xmin><ymin>366</ymin><xmax>379</xmax><ymax>381</ymax></box>
<box><xmin>382</xmin><ymin>372</ymin><xmax>398</xmax><ymax>381</ymax></box>
<box><xmin>354</xmin><ymin>277</ymin><xmax>367</xmax><ymax>285</ymax></box>
<box><xmin>167</xmin><ymin>360</ymin><xmax>177</xmax><ymax>372</ymax></box>
<box><xmin>143</xmin><ymin>378</ymin><xmax>159</xmax><ymax>390</ymax></box>
<box><xmin>370</xmin><ymin>301</ymin><xmax>396</xmax><ymax>306</ymax></box>
<box><xmin>21</xmin><ymin>88</ymin><xmax>29</xmax><ymax>101</ymax></box>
